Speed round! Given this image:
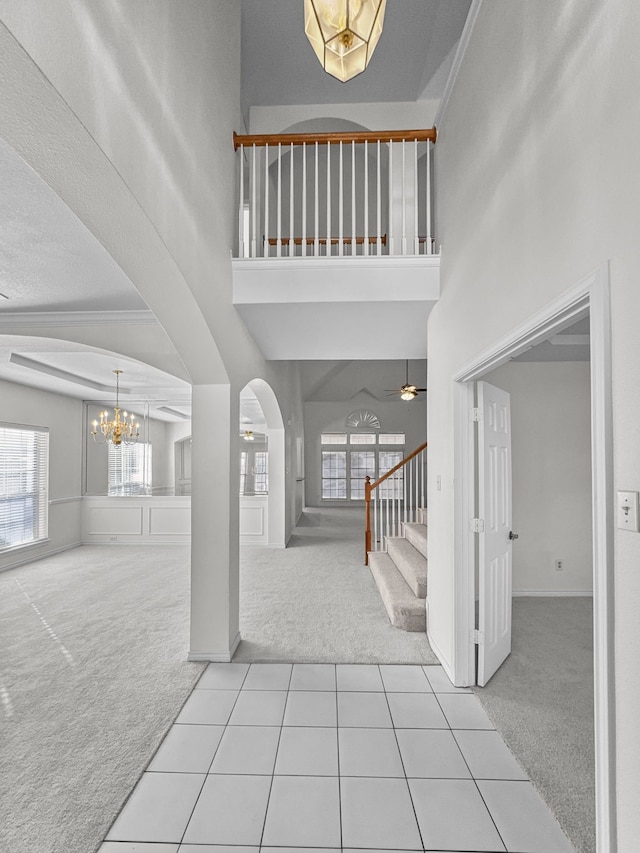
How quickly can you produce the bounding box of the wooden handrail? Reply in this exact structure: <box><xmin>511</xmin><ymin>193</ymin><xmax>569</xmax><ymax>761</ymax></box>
<box><xmin>233</xmin><ymin>128</ymin><xmax>436</xmax><ymax>151</ymax></box>
<box><xmin>364</xmin><ymin>441</ymin><xmax>427</xmax><ymax>564</ymax></box>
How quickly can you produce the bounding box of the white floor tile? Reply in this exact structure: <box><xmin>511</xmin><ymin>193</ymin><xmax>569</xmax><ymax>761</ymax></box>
<box><xmin>386</xmin><ymin>692</ymin><xmax>449</xmax><ymax>728</ymax></box>
<box><xmin>338</xmin><ymin>691</ymin><xmax>393</xmax><ymax>727</ymax></box>
<box><xmin>209</xmin><ymin>725</ymin><xmax>280</xmax><ymax>774</ymax></box>
<box><xmin>181</xmin><ymin>774</ymin><xmax>271</xmax><ymax>845</ymax></box>
<box><xmin>379</xmin><ymin>664</ymin><xmax>432</xmax><ymax>693</ymax></box>
<box><xmin>423</xmin><ymin>664</ymin><xmax>473</xmax><ymax>693</ymax></box>
<box><xmin>228</xmin><ymin>689</ymin><xmax>287</xmax><ymax>726</ymax></box>
<box><xmin>147</xmin><ymin>724</ymin><xmax>224</xmax><ymax>774</ymax></box>
<box><xmin>437</xmin><ymin>693</ymin><xmax>495</xmax><ymax>729</ymax></box>
<box><xmin>396</xmin><ymin>728</ymin><xmax>471</xmax><ymax>779</ymax></box>
<box><xmin>179</xmin><ymin>847</ymin><xmax>257</xmax><ymax>853</ymax></box>
<box><xmin>290</xmin><ymin>663</ymin><xmax>336</xmax><ymax>691</ymax></box>
<box><xmin>100</xmin><ymin>844</ymin><xmax>179</xmax><ymax>852</ymax></box>
<box><xmin>453</xmin><ymin>729</ymin><xmax>528</xmax><ymax>780</ymax></box>
<box><xmin>336</xmin><ymin>663</ymin><xmax>384</xmax><ymax>691</ymax></box>
<box><xmin>262</xmin><ymin>849</ymin><xmax>338</xmax><ymax>853</ymax></box>
<box><xmin>106</xmin><ymin>772</ymin><xmax>205</xmax><ymax>843</ymax></box>
<box><xmin>275</xmin><ymin>726</ymin><xmax>339</xmax><ymax>775</ymax></box>
<box><xmin>196</xmin><ymin>662</ymin><xmax>249</xmax><ymax>690</ymax></box>
<box><xmin>243</xmin><ymin>662</ymin><xmax>292</xmax><ymax>690</ymax></box>
<box><xmin>175</xmin><ymin>689</ymin><xmax>238</xmax><ymax>725</ymax></box>
<box><xmin>338</xmin><ymin>727</ymin><xmax>405</xmax><ymax>777</ymax></box>
<box><xmin>409</xmin><ymin>778</ymin><xmax>506</xmax><ymax>852</ymax></box>
<box><xmin>284</xmin><ymin>690</ymin><xmax>337</xmax><ymax>726</ymax></box>
<box><xmin>478</xmin><ymin>779</ymin><xmax>576</xmax><ymax>852</ymax></box>
<box><xmin>340</xmin><ymin>777</ymin><xmax>423</xmax><ymax>850</ymax></box>
<box><xmin>262</xmin><ymin>776</ymin><xmax>341</xmax><ymax>847</ymax></box>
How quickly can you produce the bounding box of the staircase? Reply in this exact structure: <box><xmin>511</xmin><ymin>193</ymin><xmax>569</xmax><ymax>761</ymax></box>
<box><xmin>368</xmin><ymin>514</ymin><xmax>427</xmax><ymax>632</ymax></box>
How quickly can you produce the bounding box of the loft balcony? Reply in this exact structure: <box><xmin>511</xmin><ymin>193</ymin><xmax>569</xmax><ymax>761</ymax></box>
<box><xmin>231</xmin><ymin>129</ymin><xmax>440</xmax><ymax>360</ymax></box>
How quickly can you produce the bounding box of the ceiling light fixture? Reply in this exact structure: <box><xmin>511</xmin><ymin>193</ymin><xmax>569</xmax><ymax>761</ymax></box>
<box><xmin>244</xmin><ymin>430</ymin><xmax>255</xmax><ymax>441</ymax></box>
<box><xmin>90</xmin><ymin>369</ymin><xmax>139</xmax><ymax>446</ymax></box>
<box><xmin>304</xmin><ymin>0</ymin><xmax>387</xmax><ymax>83</ymax></box>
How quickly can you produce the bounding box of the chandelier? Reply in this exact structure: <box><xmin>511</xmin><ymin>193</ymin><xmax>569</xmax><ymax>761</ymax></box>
<box><xmin>90</xmin><ymin>370</ymin><xmax>139</xmax><ymax>446</ymax></box>
<box><xmin>243</xmin><ymin>430</ymin><xmax>255</xmax><ymax>441</ymax></box>
<box><xmin>304</xmin><ymin>0</ymin><xmax>387</xmax><ymax>83</ymax></box>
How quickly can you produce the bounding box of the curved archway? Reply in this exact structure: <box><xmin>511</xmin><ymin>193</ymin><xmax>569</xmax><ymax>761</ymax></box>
<box><xmin>240</xmin><ymin>378</ymin><xmax>286</xmax><ymax>548</ymax></box>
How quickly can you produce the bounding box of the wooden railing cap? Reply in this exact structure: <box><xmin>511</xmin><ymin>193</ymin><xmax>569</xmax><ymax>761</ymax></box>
<box><xmin>233</xmin><ymin>128</ymin><xmax>437</xmax><ymax>151</ymax></box>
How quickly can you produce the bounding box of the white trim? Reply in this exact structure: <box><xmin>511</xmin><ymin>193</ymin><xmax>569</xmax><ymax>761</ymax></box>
<box><xmin>452</xmin><ymin>262</ymin><xmax>615</xmax><ymax>852</ymax></box>
<box><xmin>434</xmin><ymin>0</ymin><xmax>484</xmax><ymax>132</ymax></box>
<box><xmin>513</xmin><ymin>589</ymin><xmax>594</xmax><ymax>597</ymax></box>
<box><xmin>49</xmin><ymin>496</ymin><xmax>83</xmax><ymax>505</ymax></box>
<box><xmin>232</xmin><ymin>255</ymin><xmax>440</xmax><ymax>274</ymax></box>
<box><xmin>188</xmin><ymin>632</ymin><xmax>241</xmax><ymax>663</ymax></box>
<box><xmin>0</xmin><ymin>541</ymin><xmax>80</xmax><ymax>573</ymax></box>
<box><xmin>0</xmin><ymin>310</ymin><xmax>157</xmax><ymax>330</ymax></box>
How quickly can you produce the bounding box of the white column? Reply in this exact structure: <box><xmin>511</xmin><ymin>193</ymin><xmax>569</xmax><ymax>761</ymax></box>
<box><xmin>189</xmin><ymin>383</ymin><xmax>240</xmax><ymax>661</ymax></box>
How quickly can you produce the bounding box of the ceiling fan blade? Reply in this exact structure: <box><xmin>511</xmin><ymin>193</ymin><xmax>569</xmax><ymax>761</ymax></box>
<box><xmin>415</xmin><ymin>388</ymin><xmax>427</xmax><ymax>392</ymax></box>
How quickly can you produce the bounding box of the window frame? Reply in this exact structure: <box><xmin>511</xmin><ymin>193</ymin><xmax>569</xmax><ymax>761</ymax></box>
<box><xmin>0</xmin><ymin>422</ymin><xmax>49</xmax><ymax>552</ymax></box>
<box><xmin>320</xmin><ymin>432</ymin><xmax>405</xmax><ymax>502</ymax></box>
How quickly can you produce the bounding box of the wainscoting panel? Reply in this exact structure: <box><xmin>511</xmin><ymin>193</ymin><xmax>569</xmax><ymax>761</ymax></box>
<box><xmin>240</xmin><ymin>495</ymin><xmax>268</xmax><ymax>544</ymax></box>
<box><xmin>149</xmin><ymin>506</ymin><xmax>191</xmax><ymax>536</ymax></box>
<box><xmin>82</xmin><ymin>497</ymin><xmax>191</xmax><ymax>544</ymax></box>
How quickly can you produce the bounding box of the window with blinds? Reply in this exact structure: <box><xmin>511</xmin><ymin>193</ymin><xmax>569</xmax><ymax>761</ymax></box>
<box><xmin>108</xmin><ymin>443</ymin><xmax>152</xmax><ymax>496</ymax></box>
<box><xmin>0</xmin><ymin>424</ymin><xmax>49</xmax><ymax>551</ymax></box>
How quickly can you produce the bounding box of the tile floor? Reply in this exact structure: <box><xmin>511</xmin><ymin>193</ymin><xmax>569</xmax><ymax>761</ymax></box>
<box><xmin>99</xmin><ymin>663</ymin><xmax>575</xmax><ymax>853</ymax></box>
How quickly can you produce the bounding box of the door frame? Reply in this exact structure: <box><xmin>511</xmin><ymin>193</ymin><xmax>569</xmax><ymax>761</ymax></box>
<box><xmin>451</xmin><ymin>262</ymin><xmax>615</xmax><ymax>852</ymax></box>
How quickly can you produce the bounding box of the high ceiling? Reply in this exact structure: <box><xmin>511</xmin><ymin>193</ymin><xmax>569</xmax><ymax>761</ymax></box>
<box><xmin>241</xmin><ymin>0</ymin><xmax>472</xmax><ymax>119</ymax></box>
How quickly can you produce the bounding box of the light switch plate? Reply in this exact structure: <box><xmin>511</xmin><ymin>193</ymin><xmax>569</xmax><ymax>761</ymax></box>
<box><xmin>617</xmin><ymin>490</ymin><xmax>639</xmax><ymax>532</ymax></box>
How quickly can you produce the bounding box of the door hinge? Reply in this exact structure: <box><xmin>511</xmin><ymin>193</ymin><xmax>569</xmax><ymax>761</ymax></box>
<box><xmin>471</xmin><ymin>629</ymin><xmax>484</xmax><ymax>645</ymax></box>
<box><xmin>471</xmin><ymin>407</ymin><xmax>481</xmax><ymax>422</ymax></box>
<box><xmin>471</xmin><ymin>518</ymin><xmax>485</xmax><ymax>533</ymax></box>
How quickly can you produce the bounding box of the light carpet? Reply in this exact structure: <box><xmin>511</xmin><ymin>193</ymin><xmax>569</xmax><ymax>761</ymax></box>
<box><xmin>235</xmin><ymin>506</ymin><xmax>436</xmax><ymax>664</ymax></box>
<box><xmin>474</xmin><ymin>596</ymin><xmax>595</xmax><ymax>853</ymax></box>
<box><xmin>0</xmin><ymin>544</ymin><xmax>203</xmax><ymax>853</ymax></box>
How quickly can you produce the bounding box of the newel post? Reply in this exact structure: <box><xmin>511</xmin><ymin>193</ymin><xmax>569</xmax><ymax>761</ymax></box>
<box><xmin>365</xmin><ymin>475</ymin><xmax>372</xmax><ymax>565</ymax></box>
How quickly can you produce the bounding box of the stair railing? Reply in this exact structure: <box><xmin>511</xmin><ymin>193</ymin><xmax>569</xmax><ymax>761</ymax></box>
<box><xmin>364</xmin><ymin>442</ymin><xmax>427</xmax><ymax>565</ymax></box>
<box><xmin>233</xmin><ymin>129</ymin><xmax>436</xmax><ymax>259</ymax></box>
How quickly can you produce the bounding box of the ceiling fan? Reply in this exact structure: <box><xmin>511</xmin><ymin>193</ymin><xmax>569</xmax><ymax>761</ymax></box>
<box><xmin>386</xmin><ymin>361</ymin><xmax>427</xmax><ymax>401</ymax></box>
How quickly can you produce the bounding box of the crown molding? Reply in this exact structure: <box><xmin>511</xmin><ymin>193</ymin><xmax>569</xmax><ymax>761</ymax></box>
<box><xmin>0</xmin><ymin>310</ymin><xmax>157</xmax><ymax>330</ymax></box>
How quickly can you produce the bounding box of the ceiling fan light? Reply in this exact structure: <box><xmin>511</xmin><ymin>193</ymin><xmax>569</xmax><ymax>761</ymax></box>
<box><xmin>304</xmin><ymin>0</ymin><xmax>387</xmax><ymax>83</ymax></box>
<box><xmin>400</xmin><ymin>386</ymin><xmax>417</xmax><ymax>401</ymax></box>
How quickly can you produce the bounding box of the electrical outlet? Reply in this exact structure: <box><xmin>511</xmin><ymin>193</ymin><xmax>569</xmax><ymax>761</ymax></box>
<box><xmin>554</xmin><ymin>559</ymin><xmax>563</xmax><ymax>572</ymax></box>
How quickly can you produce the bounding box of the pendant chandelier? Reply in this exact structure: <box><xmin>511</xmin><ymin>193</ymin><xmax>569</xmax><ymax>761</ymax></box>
<box><xmin>304</xmin><ymin>0</ymin><xmax>387</xmax><ymax>83</ymax></box>
<box><xmin>90</xmin><ymin>370</ymin><xmax>139</xmax><ymax>446</ymax></box>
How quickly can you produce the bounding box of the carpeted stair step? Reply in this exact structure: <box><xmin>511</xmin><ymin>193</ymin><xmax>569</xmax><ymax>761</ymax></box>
<box><xmin>368</xmin><ymin>551</ymin><xmax>426</xmax><ymax>632</ymax></box>
<box><xmin>386</xmin><ymin>537</ymin><xmax>427</xmax><ymax>599</ymax></box>
<box><xmin>403</xmin><ymin>522</ymin><xmax>428</xmax><ymax>558</ymax></box>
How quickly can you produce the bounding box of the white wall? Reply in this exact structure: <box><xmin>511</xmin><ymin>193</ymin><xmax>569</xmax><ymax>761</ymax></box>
<box><xmin>427</xmin><ymin>1</ymin><xmax>640</xmax><ymax>844</ymax></box>
<box><xmin>0</xmin><ymin>379</ymin><xmax>82</xmax><ymax>571</ymax></box>
<box><xmin>484</xmin><ymin>362</ymin><xmax>592</xmax><ymax>594</ymax></box>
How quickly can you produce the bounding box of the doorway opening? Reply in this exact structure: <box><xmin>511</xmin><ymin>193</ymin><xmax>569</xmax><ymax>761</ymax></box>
<box><xmin>451</xmin><ymin>264</ymin><xmax>614</xmax><ymax>852</ymax></box>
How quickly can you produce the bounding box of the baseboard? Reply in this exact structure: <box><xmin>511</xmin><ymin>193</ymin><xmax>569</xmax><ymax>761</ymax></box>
<box><xmin>513</xmin><ymin>589</ymin><xmax>593</xmax><ymax>597</ymax></box>
<box><xmin>0</xmin><ymin>541</ymin><xmax>81</xmax><ymax>573</ymax></box>
<box><xmin>188</xmin><ymin>631</ymin><xmax>241</xmax><ymax>663</ymax></box>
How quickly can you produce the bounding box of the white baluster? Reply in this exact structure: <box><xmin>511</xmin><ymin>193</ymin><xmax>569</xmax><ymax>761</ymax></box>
<box><xmin>339</xmin><ymin>141</ymin><xmax>344</xmax><ymax>256</ymax></box>
<box><xmin>376</xmin><ymin>139</ymin><xmax>382</xmax><ymax>255</ymax></box>
<box><xmin>364</xmin><ymin>140</ymin><xmax>369</xmax><ymax>256</ymax></box>
<box><xmin>351</xmin><ymin>140</ymin><xmax>356</xmax><ymax>255</ymax></box>
<box><xmin>385</xmin><ymin>491</ymin><xmax>390</xmax><ymax>547</ymax></box>
<box><xmin>289</xmin><ymin>142</ymin><xmax>294</xmax><ymax>256</ymax></box>
<box><xmin>314</xmin><ymin>141</ymin><xmax>319</xmax><ymax>256</ymax></box>
<box><xmin>326</xmin><ymin>142</ymin><xmax>331</xmax><ymax>256</ymax></box>
<box><xmin>238</xmin><ymin>144</ymin><xmax>244</xmax><ymax>257</ymax></box>
<box><xmin>302</xmin><ymin>142</ymin><xmax>307</xmax><ymax>256</ymax></box>
<box><xmin>264</xmin><ymin>143</ymin><xmax>269</xmax><ymax>257</ymax></box>
<box><xmin>374</xmin><ymin>493</ymin><xmax>378</xmax><ymax>552</ymax></box>
<box><xmin>388</xmin><ymin>140</ymin><xmax>394</xmax><ymax>255</ymax></box>
<box><xmin>251</xmin><ymin>145</ymin><xmax>257</xmax><ymax>258</ymax></box>
<box><xmin>421</xmin><ymin>451</ymin><xmax>425</xmax><ymax>509</ymax></box>
<box><xmin>414</xmin><ymin>138</ymin><xmax>419</xmax><ymax>255</ymax></box>
<box><xmin>401</xmin><ymin>139</ymin><xmax>407</xmax><ymax>256</ymax></box>
<box><xmin>277</xmin><ymin>142</ymin><xmax>282</xmax><ymax>257</ymax></box>
<box><xmin>426</xmin><ymin>141</ymin><xmax>432</xmax><ymax>255</ymax></box>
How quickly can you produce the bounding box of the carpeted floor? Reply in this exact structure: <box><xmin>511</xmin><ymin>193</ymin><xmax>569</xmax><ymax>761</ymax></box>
<box><xmin>474</xmin><ymin>596</ymin><xmax>595</xmax><ymax>853</ymax></box>
<box><xmin>235</xmin><ymin>507</ymin><xmax>437</xmax><ymax>664</ymax></box>
<box><xmin>0</xmin><ymin>544</ymin><xmax>204</xmax><ymax>853</ymax></box>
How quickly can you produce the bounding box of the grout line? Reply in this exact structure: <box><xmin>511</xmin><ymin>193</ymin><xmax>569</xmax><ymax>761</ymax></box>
<box><xmin>335</xmin><ymin>663</ymin><xmax>343</xmax><ymax>850</ymax></box>
<box><xmin>257</xmin><ymin>664</ymin><xmax>293</xmax><ymax>847</ymax></box>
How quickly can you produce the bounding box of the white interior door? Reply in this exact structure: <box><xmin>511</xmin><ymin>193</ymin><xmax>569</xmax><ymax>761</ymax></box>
<box><xmin>477</xmin><ymin>381</ymin><xmax>513</xmax><ymax>686</ymax></box>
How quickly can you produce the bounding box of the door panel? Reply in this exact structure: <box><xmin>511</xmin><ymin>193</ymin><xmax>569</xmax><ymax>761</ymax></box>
<box><xmin>477</xmin><ymin>381</ymin><xmax>513</xmax><ymax>686</ymax></box>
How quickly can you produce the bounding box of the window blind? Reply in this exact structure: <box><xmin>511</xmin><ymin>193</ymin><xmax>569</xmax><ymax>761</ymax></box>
<box><xmin>0</xmin><ymin>424</ymin><xmax>49</xmax><ymax>550</ymax></box>
<box><xmin>108</xmin><ymin>442</ymin><xmax>152</xmax><ymax>496</ymax></box>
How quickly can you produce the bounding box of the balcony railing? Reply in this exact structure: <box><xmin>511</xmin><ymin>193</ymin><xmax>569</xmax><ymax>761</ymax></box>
<box><xmin>233</xmin><ymin>129</ymin><xmax>436</xmax><ymax>259</ymax></box>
